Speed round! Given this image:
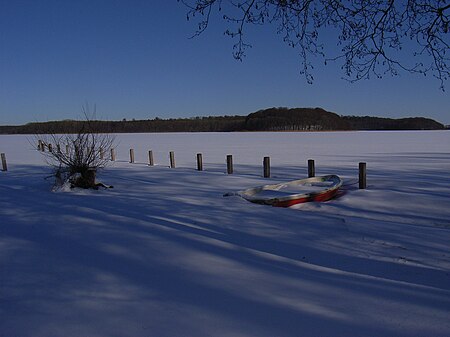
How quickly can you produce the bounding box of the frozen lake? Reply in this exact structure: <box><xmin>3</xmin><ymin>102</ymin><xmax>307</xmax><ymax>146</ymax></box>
<box><xmin>3</xmin><ymin>130</ymin><xmax>449</xmax><ymax>175</ymax></box>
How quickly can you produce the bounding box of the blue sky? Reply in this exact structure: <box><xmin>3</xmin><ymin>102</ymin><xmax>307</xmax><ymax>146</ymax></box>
<box><xmin>1</xmin><ymin>0</ymin><xmax>449</xmax><ymax>125</ymax></box>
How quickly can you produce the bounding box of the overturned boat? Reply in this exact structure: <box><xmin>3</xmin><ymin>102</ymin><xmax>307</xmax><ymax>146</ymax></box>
<box><xmin>231</xmin><ymin>175</ymin><xmax>343</xmax><ymax>207</ymax></box>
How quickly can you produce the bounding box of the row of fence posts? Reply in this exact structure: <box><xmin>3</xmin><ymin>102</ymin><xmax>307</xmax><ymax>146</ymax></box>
<box><xmin>124</xmin><ymin>148</ymin><xmax>368</xmax><ymax>189</ymax></box>
<box><xmin>33</xmin><ymin>141</ymin><xmax>367</xmax><ymax>189</ymax></box>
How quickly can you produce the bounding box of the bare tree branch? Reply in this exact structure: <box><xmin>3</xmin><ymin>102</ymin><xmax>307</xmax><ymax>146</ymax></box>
<box><xmin>179</xmin><ymin>0</ymin><xmax>450</xmax><ymax>89</ymax></box>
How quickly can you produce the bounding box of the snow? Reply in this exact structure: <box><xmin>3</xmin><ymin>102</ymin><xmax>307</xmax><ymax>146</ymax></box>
<box><xmin>1</xmin><ymin>131</ymin><xmax>450</xmax><ymax>336</ymax></box>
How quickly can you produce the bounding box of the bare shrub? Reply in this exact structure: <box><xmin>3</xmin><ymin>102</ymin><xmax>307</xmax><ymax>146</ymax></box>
<box><xmin>36</xmin><ymin>105</ymin><xmax>115</xmax><ymax>189</ymax></box>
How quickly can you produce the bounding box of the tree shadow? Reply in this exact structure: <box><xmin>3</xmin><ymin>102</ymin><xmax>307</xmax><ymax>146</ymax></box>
<box><xmin>1</xmin><ymin>162</ymin><xmax>450</xmax><ymax>336</ymax></box>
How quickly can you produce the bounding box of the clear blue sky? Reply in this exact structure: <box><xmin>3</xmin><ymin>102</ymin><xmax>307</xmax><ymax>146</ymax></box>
<box><xmin>1</xmin><ymin>0</ymin><xmax>449</xmax><ymax>125</ymax></box>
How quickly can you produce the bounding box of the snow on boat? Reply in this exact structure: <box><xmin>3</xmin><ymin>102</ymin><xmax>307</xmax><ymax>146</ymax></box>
<box><xmin>233</xmin><ymin>175</ymin><xmax>343</xmax><ymax>207</ymax></box>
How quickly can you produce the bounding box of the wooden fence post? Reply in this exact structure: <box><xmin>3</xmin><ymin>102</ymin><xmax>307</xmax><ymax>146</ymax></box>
<box><xmin>197</xmin><ymin>153</ymin><xmax>203</xmax><ymax>171</ymax></box>
<box><xmin>148</xmin><ymin>150</ymin><xmax>154</xmax><ymax>166</ymax></box>
<box><xmin>226</xmin><ymin>155</ymin><xmax>233</xmax><ymax>174</ymax></box>
<box><xmin>1</xmin><ymin>153</ymin><xmax>7</xmax><ymax>172</ymax></box>
<box><xmin>110</xmin><ymin>148</ymin><xmax>115</xmax><ymax>161</ymax></box>
<box><xmin>66</xmin><ymin>144</ymin><xmax>69</xmax><ymax>156</ymax></box>
<box><xmin>48</xmin><ymin>143</ymin><xmax>53</xmax><ymax>153</ymax></box>
<box><xmin>100</xmin><ymin>147</ymin><xmax>104</xmax><ymax>160</ymax></box>
<box><xmin>129</xmin><ymin>149</ymin><xmax>135</xmax><ymax>163</ymax></box>
<box><xmin>308</xmin><ymin>159</ymin><xmax>315</xmax><ymax>178</ymax></box>
<box><xmin>56</xmin><ymin>144</ymin><xmax>61</xmax><ymax>153</ymax></box>
<box><xmin>38</xmin><ymin>140</ymin><xmax>42</xmax><ymax>151</ymax></box>
<box><xmin>263</xmin><ymin>156</ymin><xmax>270</xmax><ymax>178</ymax></box>
<box><xmin>359</xmin><ymin>162</ymin><xmax>367</xmax><ymax>189</ymax></box>
<box><xmin>169</xmin><ymin>151</ymin><xmax>175</xmax><ymax>168</ymax></box>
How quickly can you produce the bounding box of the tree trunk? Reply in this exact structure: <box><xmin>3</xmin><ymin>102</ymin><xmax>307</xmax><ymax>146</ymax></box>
<box><xmin>74</xmin><ymin>169</ymin><xmax>97</xmax><ymax>188</ymax></box>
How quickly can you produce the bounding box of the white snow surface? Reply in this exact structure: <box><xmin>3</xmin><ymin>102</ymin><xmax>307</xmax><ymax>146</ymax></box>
<box><xmin>1</xmin><ymin>131</ymin><xmax>450</xmax><ymax>337</ymax></box>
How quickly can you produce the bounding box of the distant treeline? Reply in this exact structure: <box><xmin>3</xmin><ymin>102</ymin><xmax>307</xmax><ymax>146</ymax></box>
<box><xmin>0</xmin><ymin>107</ymin><xmax>444</xmax><ymax>134</ymax></box>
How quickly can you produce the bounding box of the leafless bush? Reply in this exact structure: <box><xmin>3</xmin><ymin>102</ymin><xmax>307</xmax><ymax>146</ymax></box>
<box><xmin>36</xmin><ymin>105</ymin><xmax>115</xmax><ymax>189</ymax></box>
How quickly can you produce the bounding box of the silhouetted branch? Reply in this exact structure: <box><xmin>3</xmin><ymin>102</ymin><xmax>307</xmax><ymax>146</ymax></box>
<box><xmin>180</xmin><ymin>0</ymin><xmax>450</xmax><ymax>89</ymax></box>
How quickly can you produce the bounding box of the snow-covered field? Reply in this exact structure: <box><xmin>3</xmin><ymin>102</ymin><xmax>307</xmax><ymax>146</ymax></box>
<box><xmin>1</xmin><ymin>131</ymin><xmax>450</xmax><ymax>337</ymax></box>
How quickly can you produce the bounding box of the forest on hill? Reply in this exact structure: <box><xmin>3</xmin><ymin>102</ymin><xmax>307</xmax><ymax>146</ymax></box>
<box><xmin>0</xmin><ymin>107</ymin><xmax>444</xmax><ymax>134</ymax></box>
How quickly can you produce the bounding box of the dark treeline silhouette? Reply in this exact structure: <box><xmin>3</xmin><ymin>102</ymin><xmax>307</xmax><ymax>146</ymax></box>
<box><xmin>0</xmin><ymin>116</ymin><xmax>245</xmax><ymax>134</ymax></box>
<box><xmin>341</xmin><ymin>116</ymin><xmax>444</xmax><ymax>130</ymax></box>
<box><xmin>0</xmin><ymin>108</ymin><xmax>444</xmax><ymax>134</ymax></box>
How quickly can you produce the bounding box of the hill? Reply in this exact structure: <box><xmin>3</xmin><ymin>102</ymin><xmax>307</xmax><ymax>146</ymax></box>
<box><xmin>244</xmin><ymin>107</ymin><xmax>350</xmax><ymax>131</ymax></box>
